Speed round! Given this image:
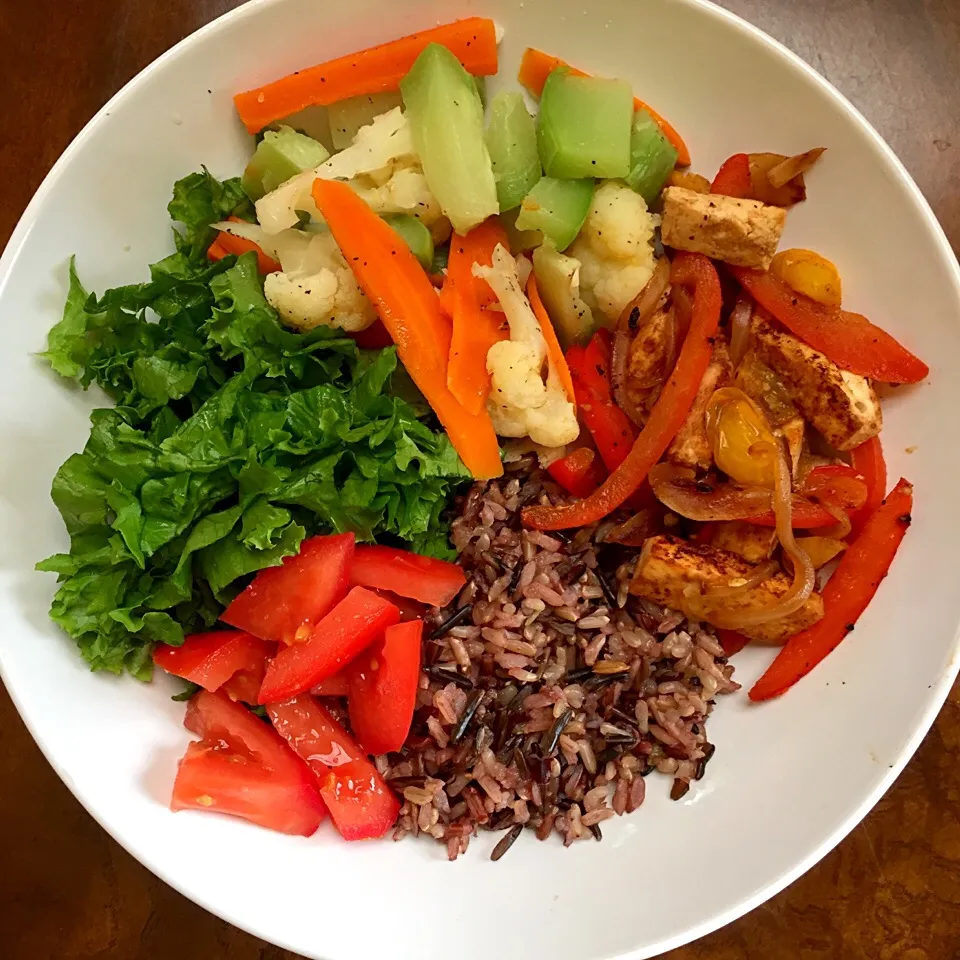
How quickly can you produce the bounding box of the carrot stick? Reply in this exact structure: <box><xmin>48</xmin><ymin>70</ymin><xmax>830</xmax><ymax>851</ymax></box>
<box><xmin>440</xmin><ymin>219</ymin><xmax>508</xmax><ymax>316</ymax></box>
<box><xmin>235</xmin><ymin>18</ymin><xmax>499</xmax><ymax>134</ymax></box>
<box><xmin>442</xmin><ymin>220</ymin><xmax>511</xmax><ymax>414</ymax></box>
<box><xmin>210</xmin><ymin>216</ymin><xmax>282</xmax><ymax>274</ymax></box>
<box><xmin>447</xmin><ymin>288</ymin><xmax>508</xmax><ymax>415</ymax></box>
<box><xmin>206</xmin><ymin>239</ymin><xmax>230</xmax><ymax>263</ymax></box>
<box><xmin>527</xmin><ymin>272</ymin><xmax>576</xmax><ymax>404</ymax></box>
<box><xmin>312</xmin><ymin>178</ymin><xmax>503</xmax><ymax>480</ymax></box>
<box><xmin>517</xmin><ymin>47</ymin><xmax>690</xmax><ymax>167</ymax></box>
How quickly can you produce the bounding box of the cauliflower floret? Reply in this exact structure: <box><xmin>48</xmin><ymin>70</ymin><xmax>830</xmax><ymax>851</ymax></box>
<box><xmin>261</xmin><ymin>230</ymin><xmax>376</xmax><ymax>332</ymax></box>
<box><xmin>474</xmin><ymin>245</ymin><xmax>580</xmax><ymax>449</ymax></box>
<box><xmin>568</xmin><ymin>180</ymin><xmax>658</xmax><ymax>323</ymax></box>
<box><xmin>352</xmin><ymin>166</ymin><xmax>442</xmax><ymax>225</ymax></box>
<box><xmin>256</xmin><ymin>108</ymin><xmax>442</xmax><ymax>234</ymax></box>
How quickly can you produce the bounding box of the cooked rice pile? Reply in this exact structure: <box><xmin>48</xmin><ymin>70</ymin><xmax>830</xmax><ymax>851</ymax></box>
<box><xmin>382</xmin><ymin>459</ymin><xmax>739</xmax><ymax>860</ymax></box>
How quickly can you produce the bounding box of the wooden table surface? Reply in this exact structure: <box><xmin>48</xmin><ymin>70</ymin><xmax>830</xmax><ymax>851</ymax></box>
<box><xmin>2</xmin><ymin>1</ymin><xmax>959</xmax><ymax>957</ymax></box>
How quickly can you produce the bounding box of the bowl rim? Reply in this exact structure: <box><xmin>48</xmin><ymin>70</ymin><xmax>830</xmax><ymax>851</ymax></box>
<box><xmin>2</xmin><ymin>0</ymin><xmax>959</xmax><ymax>956</ymax></box>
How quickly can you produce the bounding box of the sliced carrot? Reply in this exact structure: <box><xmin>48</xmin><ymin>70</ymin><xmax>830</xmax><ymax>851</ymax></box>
<box><xmin>442</xmin><ymin>220</ymin><xmax>512</xmax><ymax>414</ymax></box>
<box><xmin>312</xmin><ymin>178</ymin><xmax>503</xmax><ymax>480</ymax></box>
<box><xmin>517</xmin><ymin>47</ymin><xmax>690</xmax><ymax>167</ymax></box>
<box><xmin>527</xmin><ymin>272</ymin><xmax>575</xmax><ymax>405</ymax></box>
<box><xmin>206</xmin><ymin>239</ymin><xmax>230</xmax><ymax>262</ymax></box>
<box><xmin>440</xmin><ymin>219</ymin><xmax>509</xmax><ymax>317</ymax></box>
<box><xmin>235</xmin><ymin>18</ymin><xmax>499</xmax><ymax>134</ymax></box>
<box><xmin>447</xmin><ymin>289</ymin><xmax>508</xmax><ymax>416</ymax></box>
<box><xmin>210</xmin><ymin>217</ymin><xmax>282</xmax><ymax>274</ymax></box>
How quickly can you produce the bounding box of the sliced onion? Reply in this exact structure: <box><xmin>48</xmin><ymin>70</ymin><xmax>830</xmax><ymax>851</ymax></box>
<box><xmin>702</xmin><ymin>560</ymin><xmax>781</xmax><ymax>599</ymax></box>
<box><xmin>728</xmin><ymin>297</ymin><xmax>753</xmax><ymax>367</ymax></box>
<box><xmin>767</xmin><ymin>148</ymin><xmax>826</xmax><ymax>189</ymax></box>
<box><xmin>604</xmin><ymin>510</ymin><xmax>656</xmax><ymax>547</ymax></box>
<box><xmin>611</xmin><ymin>257</ymin><xmax>671</xmax><ymax>427</ymax></box>
<box><xmin>685</xmin><ymin>440</ymin><xmax>815</xmax><ymax>630</ymax></box>
<box><xmin>649</xmin><ymin>462</ymin><xmax>772</xmax><ymax>522</ymax></box>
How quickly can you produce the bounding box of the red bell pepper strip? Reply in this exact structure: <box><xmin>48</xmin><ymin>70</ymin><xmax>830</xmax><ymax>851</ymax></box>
<box><xmin>716</xmin><ymin>629</ymin><xmax>750</xmax><ymax>655</ymax></box>
<box><xmin>347</xmin><ymin>619</ymin><xmax>423</xmax><ymax>755</ymax></box>
<box><xmin>153</xmin><ymin>630</ymin><xmax>273</xmax><ymax>694</ymax></box>
<box><xmin>222</xmin><ymin>533</ymin><xmax>355</xmax><ymax>646</ymax></box>
<box><xmin>523</xmin><ymin>253</ymin><xmax>722</xmax><ymax>530</ymax></box>
<box><xmin>206</xmin><ymin>216</ymin><xmax>282</xmax><ymax>274</ymax></box>
<box><xmin>850</xmin><ymin>436</ymin><xmax>887</xmax><ymax>536</ymax></box>
<box><xmin>258</xmin><ymin>586</ymin><xmax>400</xmax><ymax>704</ymax></box>
<box><xmin>312</xmin><ymin>177</ymin><xmax>503</xmax><ymax>480</ymax></box>
<box><xmin>566</xmin><ymin>330</ymin><xmax>637</xmax><ymax>472</ymax></box>
<box><xmin>749</xmin><ymin>478</ymin><xmax>913</xmax><ymax>701</ymax></box>
<box><xmin>172</xmin><ymin>691</ymin><xmax>327</xmax><ymax>835</ymax></box>
<box><xmin>517</xmin><ymin>47</ymin><xmax>691</xmax><ymax>167</ymax></box>
<box><xmin>349</xmin><ymin>546</ymin><xmax>466</xmax><ymax>608</ymax></box>
<box><xmin>711</xmin><ymin>154</ymin><xmax>753</xmax><ymax>198</ymax></box>
<box><xmin>234</xmin><ymin>18</ymin><xmax>499</xmax><ymax>133</ymax></box>
<box><xmin>732</xmin><ymin>268</ymin><xmax>928</xmax><ymax>384</ymax></box>
<box><xmin>547</xmin><ymin>447</ymin><xmax>606</xmax><ymax>498</ymax></box>
<box><xmin>746</xmin><ymin>465</ymin><xmax>868</xmax><ymax>528</ymax></box>
<box><xmin>268</xmin><ymin>695</ymin><xmax>400</xmax><ymax>840</ymax></box>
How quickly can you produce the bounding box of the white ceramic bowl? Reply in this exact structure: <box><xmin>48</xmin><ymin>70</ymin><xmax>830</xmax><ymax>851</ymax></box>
<box><xmin>2</xmin><ymin>1</ymin><xmax>959</xmax><ymax>957</ymax></box>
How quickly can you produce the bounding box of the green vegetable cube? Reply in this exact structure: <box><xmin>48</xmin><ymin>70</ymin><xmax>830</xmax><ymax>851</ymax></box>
<box><xmin>537</xmin><ymin>69</ymin><xmax>633</xmax><ymax>179</ymax></box>
<box><xmin>486</xmin><ymin>92</ymin><xmax>541</xmax><ymax>212</ymax></box>
<box><xmin>515</xmin><ymin>177</ymin><xmax>594</xmax><ymax>252</ymax></box>
<box><xmin>242</xmin><ymin>126</ymin><xmax>329</xmax><ymax>201</ymax></box>
<box><xmin>625</xmin><ymin>110</ymin><xmax>678</xmax><ymax>203</ymax></box>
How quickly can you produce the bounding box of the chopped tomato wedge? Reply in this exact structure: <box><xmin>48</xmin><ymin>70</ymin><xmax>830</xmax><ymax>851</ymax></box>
<box><xmin>172</xmin><ymin>691</ymin><xmax>326</xmax><ymax>835</ymax></box>
<box><xmin>220</xmin><ymin>659</ymin><xmax>269</xmax><ymax>704</ymax></box>
<box><xmin>347</xmin><ymin>619</ymin><xmax>423</xmax><ymax>755</ymax></box>
<box><xmin>222</xmin><ymin>533</ymin><xmax>355</xmax><ymax>645</ymax></box>
<box><xmin>365</xmin><ymin>587</ymin><xmax>427</xmax><ymax>622</ymax></box>
<box><xmin>311</xmin><ymin>674</ymin><xmax>350</xmax><ymax>697</ymax></box>
<box><xmin>349</xmin><ymin>546</ymin><xmax>466</xmax><ymax>608</ymax></box>
<box><xmin>258</xmin><ymin>586</ymin><xmax>400</xmax><ymax>704</ymax></box>
<box><xmin>153</xmin><ymin>630</ymin><xmax>273</xmax><ymax>695</ymax></box>
<box><xmin>268</xmin><ymin>695</ymin><xmax>400</xmax><ymax>840</ymax></box>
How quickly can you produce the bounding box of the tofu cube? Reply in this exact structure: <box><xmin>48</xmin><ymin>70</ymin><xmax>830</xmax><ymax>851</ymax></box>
<box><xmin>660</xmin><ymin>186</ymin><xmax>787</xmax><ymax>269</ymax></box>
<box><xmin>751</xmin><ymin>316</ymin><xmax>882</xmax><ymax>451</ymax></box>
<box><xmin>629</xmin><ymin>535</ymin><xmax>824</xmax><ymax>643</ymax></box>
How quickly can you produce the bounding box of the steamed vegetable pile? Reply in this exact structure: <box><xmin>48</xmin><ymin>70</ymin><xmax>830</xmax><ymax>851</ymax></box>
<box><xmin>39</xmin><ymin>16</ymin><xmax>927</xmax><ymax>843</ymax></box>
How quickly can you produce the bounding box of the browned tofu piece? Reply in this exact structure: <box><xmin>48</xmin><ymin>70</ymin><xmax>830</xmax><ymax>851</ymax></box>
<box><xmin>660</xmin><ymin>186</ymin><xmax>787</xmax><ymax>269</ymax></box>
<box><xmin>625</xmin><ymin>304</ymin><xmax>674</xmax><ymax>417</ymax></box>
<box><xmin>711</xmin><ymin>521</ymin><xmax>778</xmax><ymax>564</ymax></box>
<box><xmin>751</xmin><ymin>316</ymin><xmax>882</xmax><ymax>451</ymax></box>
<box><xmin>630</xmin><ymin>535</ymin><xmax>824</xmax><ymax>643</ymax></box>
<box><xmin>667</xmin><ymin>339</ymin><xmax>734</xmax><ymax>470</ymax></box>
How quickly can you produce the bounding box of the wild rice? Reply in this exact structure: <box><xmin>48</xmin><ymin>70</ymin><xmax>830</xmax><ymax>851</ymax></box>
<box><xmin>383</xmin><ymin>464</ymin><xmax>738</xmax><ymax>857</ymax></box>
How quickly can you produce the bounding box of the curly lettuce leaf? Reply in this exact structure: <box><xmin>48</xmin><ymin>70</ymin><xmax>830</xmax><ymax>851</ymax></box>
<box><xmin>39</xmin><ymin>172</ymin><xmax>472</xmax><ymax>678</ymax></box>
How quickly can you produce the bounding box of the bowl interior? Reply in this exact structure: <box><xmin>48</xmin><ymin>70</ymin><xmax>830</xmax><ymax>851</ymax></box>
<box><xmin>1</xmin><ymin>0</ymin><xmax>959</xmax><ymax>958</ymax></box>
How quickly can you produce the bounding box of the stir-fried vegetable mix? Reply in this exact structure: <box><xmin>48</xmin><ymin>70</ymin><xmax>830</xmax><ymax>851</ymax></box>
<box><xmin>38</xmin><ymin>17</ymin><xmax>927</xmax><ymax>844</ymax></box>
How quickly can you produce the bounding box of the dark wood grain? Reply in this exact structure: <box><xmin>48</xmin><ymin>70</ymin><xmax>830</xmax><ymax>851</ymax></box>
<box><xmin>1</xmin><ymin>1</ymin><xmax>958</xmax><ymax>957</ymax></box>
